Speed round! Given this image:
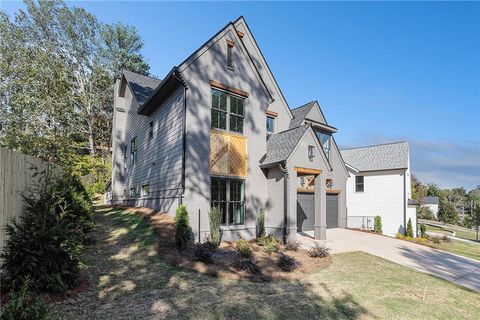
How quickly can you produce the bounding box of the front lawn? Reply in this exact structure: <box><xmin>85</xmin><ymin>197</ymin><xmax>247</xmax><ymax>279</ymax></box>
<box><xmin>51</xmin><ymin>206</ymin><xmax>480</xmax><ymax>319</ymax></box>
<box><xmin>426</xmin><ymin>224</ymin><xmax>479</xmax><ymax>242</ymax></box>
<box><xmin>431</xmin><ymin>239</ymin><xmax>480</xmax><ymax>261</ymax></box>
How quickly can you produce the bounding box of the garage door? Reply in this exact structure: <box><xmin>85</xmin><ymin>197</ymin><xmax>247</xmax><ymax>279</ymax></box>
<box><xmin>297</xmin><ymin>192</ymin><xmax>314</xmax><ymax>232</ymax></box>
<box><xmin>326</xmin><ymin>194</ymin><xmax>338</xmax><ymax>228</ymax></box>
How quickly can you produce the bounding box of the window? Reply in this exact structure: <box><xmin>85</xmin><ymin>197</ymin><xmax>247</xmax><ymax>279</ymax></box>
<box><xmin>148</xmin><ymin>121</ymin><xmax>153</xmax><ymax>140</ymax></box>
<box><xmin>211</xmin><ymin>177</ymin><xmax>245</xmax><ymax>225</ymax></box>
<box><xmin>355</xmin><ymin>176</ymin><xmax>364</xmax><ymax>192</ymax></box>
<box><xmin>141</xmin><ymin>184</ymin><xmax>149</xmax><ymax>197</ymax></box>
<box><xmin>308</xmin><ymin>145</ymin><xmax>315</xmax><ymax>159</ymax></box>
<box><xmin>130</xmin><ymin>137</ymin><xmax>137</xmax><ymax>165</ymax></box>
<box><xmin>227</xmin><ymin>42</ymin><xmax>234</xmax><ymax>69</ymax></box>
<box><xmin>266</xmin><ymin>116</ymin><xmax>275</xmax><ymax>134</ymax></box>
<box><xmin>130</xmin><ymin>187</ymin><xmax>136</xmax><ymax>198</ymax></box>
<box><xmin>211</xmin><ymin>89</ymin><xmax>244</xmax><ymax>134</ymax></box>
<box><xmin>123</xmin><ymin>145</ymin><xmax>128</xmax><ymax>169</ymax></box>
<box><xmin>315</xmin><ymin>131</ymin><xmax>331</xmax><ymax>159</ymax></box>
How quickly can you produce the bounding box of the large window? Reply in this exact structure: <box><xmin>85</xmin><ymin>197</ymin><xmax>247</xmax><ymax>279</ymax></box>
<box><xmin>266</xmin><ymin>116</ymin><xmax>275</xmax><ymax>134</ymax></box>
<box><xmin>141</xmin><ymin>184</ymin><xmax>149</xmax><ymax>197</ymax></box>
<box><xmin>211</xmin><ymin>177</ymin><xmax>245</xmax><ymax>225</ymax></box>
<box><xmin>130</xmin><ymin>137</ymin><xmax>137</xmax><ymax>165</ymax></box>
<box><xmin>211</xmin><ymin>89</ymin><xmax>244</xmax><ymax>134</ymax></box>
<box><xmin>355</xmin><ymin>176</ymin><xmax>364</xmax><ymax>192</ymax></box>
<box><xmin>124</xmin><ymin>145</ymin><xmax>128</xmax><ymax>169</ymax></box>
<box><xmin>315</xmin><ymin>131</ymin><xmax>331</xmax><ymax>159</ymax></box>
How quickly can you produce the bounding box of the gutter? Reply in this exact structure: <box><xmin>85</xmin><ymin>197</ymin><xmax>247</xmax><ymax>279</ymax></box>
<box><xmin>278</xmin><ymin>162</ymin><xmax>289</xmax><ymax>244</ymax></box>
<box><xmin>173</xmin><ymin>72</ymin><xmax>188</xmax><ymax>205</ymax></box>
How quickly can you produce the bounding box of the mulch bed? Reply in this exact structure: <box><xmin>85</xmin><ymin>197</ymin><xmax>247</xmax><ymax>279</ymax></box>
<box><xmin>125</xmin><ymin>206</ymin><xmax>332</xmax><ymax>282</ymax></box>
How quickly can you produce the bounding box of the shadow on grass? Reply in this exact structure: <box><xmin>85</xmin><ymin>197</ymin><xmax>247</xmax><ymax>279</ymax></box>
<box><xmin>52</xmin><ymin>205</ymin><xmax>370</xmax><ymax>319</ymax></box>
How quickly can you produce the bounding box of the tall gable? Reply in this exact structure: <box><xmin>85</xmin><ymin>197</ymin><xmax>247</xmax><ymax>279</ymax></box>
<box><xmin>122</xmin><ymin>70</ymin><xmax>162</xmax><ymax>107</ymax></box>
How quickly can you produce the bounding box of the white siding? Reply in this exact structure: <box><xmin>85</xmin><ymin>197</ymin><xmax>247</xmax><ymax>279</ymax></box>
<box><xmin>346</xmin><ymin>169</ymin><xmax>407</xmax><ymax>237</ymax></box>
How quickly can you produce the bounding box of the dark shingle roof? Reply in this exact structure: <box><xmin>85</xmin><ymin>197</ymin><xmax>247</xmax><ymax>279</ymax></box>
<box><xmin>289</xmin><ymin>102</ymin><xmax>315</xmax><ymax>128</ymax></box>
<box><xmin>340</xmin><ymin>141</ymin><xmax>409</xmax><ymax>172</ymax></box>
<box><xmin>123</xmin><ymin>70</ymin><xmax>162</xmax><ymax>106</ymax></box>
<box><xmin>261</xmin><ymin>125</ymin><xmax>310</xmax><ymax>166</ymax></box>
<box><xmin>423</xmin><ymin>196</ymin><xmax>439</xmax><ymax>205</ymax></box>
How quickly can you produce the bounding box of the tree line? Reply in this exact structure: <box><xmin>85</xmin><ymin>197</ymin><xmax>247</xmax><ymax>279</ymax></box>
<box><xmin>412</xmin><ymin>174</ymin><xmax>480</xmax><ymax>228</ymax></box>
<box><xmin>0</xmin><ymin>0</ymin><xmax>150</xmax><ymax>193</ymax></box>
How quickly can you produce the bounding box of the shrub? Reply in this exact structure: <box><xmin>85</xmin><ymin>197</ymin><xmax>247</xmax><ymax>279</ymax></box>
<box><xmin>257</xmin><ymin>209</ymin><xmax>265</xmax><ymax>238</ymax></box>
<box><xmin>208</xmin><ymin>207</ymin><xmax>222</xmax><ymax>247</ymax></box>
<box><xmin>1</xmin><ymin>279</ymin><xmax>51</xmax><ymax>320</ymax></box>
<box><xmin>233</xmin><ymin>257</ymin><xmax>260</xmax><ymax>275</ymax></box>
<box><xmin>442</xmin><ymin>235</ymin><xmax>451</xmax><ymax>243</ymax></box>
<box><xmin>406</xmin><ymin>218</ymin><xmax>414</xmax><ymax>238</ymax></box>
<box><xmin>432</xmin><ymin>237</ymin><xmax>441</xmax><ymax>244</ymax></box>
<box><xmin>419</xmin><ymin>223</ymin><xmax>427</xmax><ymax>238</ymax></box>
<box><xmin>174</xmin><ymin>205</ymin><xmax>192</xmax><ymax>250</ymax></box>
<box><xmin>309</xmin><ymin>242</ymin><xmax>330</xmax><ymax>258</ymax></box>
<box><xmin>1</xmin><ymin>170</ymin><xmax>91</xmax><ymax>293</ymax></box>
<box><xmin>285</xmin><ymin>241</ymin><xmax>301</xmax><ymax>251</ymax></box>
<box><xmin>236</xmin><ymin>239</ymin><xmax>253</xmax><ymax>258</ymax></box>
<box><xmin>193</xmin><ymin>242</ymin><xmax>215</xmax><ymax>264</ymax></box>
<box><xmin>278</xmin><ymin>254</ymin><xmax>298</xmax><ymax>272</ymax></box>
<box><xmin>396</xmin><ymin>232</ymin><xmax>405</xmax><ymax>240</ymax></box>
<box><xmin>374</xmin><ymin>215</ymin><xmax>382</xmax><ymax>234</ymax></box>
<box><xmin>416</xmin><ymin>237</ymin><xmax>427</xmax><ymax>245</ymax></box>
<box><xmin>263</xmin><ymin>242</ymin><xmax>279</xmax><ymax>255</ymax></box>
<box><xmin>257</xmin><ymin>235</ymin><xmax>275</xmax><ymax>246</ymax></box>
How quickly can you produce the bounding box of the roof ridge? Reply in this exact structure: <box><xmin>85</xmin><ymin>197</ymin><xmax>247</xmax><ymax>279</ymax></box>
<box><xmin>340</xmin><ymin>141</ymin><xmax>408</xmax><ymax>151</ymax></box>
<box><xmin>290</xmin><ymin>101</ymin><xmax>316</xmax><ymax>112</ymax></box>
<box><xmin>272</xmin><ymin>124</ymin><xmax>310</xmax><ymax>136</ymax></box>
<box><xmin>123</xmin><ymin>69</ymin><xmax>162</xmax><ymax>82</ymax></box>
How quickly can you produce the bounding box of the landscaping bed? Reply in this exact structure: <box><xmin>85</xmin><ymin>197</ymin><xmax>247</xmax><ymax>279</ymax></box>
<box><xmin>122</xmin><ymin>206</ymin><xmax>331</xmax><ymax>282</ymax></box>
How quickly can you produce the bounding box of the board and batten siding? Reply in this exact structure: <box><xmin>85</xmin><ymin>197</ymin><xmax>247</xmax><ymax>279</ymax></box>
<box><xmin>346</xmin><ymin>169</ymin><xmax>407</xmax><ymax>236</ymax></box>
<box><xmin>111</xmin><ymin>81</ymin><xmax>184</xmax><ymax>215</ymax></box>
<box><xmin>0</xmin><ymin>149</ymin><xmax>59</xmax><ymax>252</ymax></box>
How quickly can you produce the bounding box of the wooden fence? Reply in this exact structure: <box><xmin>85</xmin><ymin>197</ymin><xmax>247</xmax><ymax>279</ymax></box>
<box><xmin>0</xmin><ymin>148</ymin><xmax>57</xmax><ymax>252</ymax></box>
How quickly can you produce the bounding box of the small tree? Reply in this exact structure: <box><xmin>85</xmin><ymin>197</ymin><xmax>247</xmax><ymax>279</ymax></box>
<box><xmin>174</xmin><ymin>205</ymin><xmax>192</xmax><ymax>250</ymax></box>
<box><xmin>419</xmin><ymin>223</ymin><xmax>427</xmax><ymax>238</ymax></box>
<box><xmin>209</xmin><ymin>207</ymin><xmax>222</xmax><ymax>247</ymax></box>
<box><xmin>406</xmin><ymin>218</ymin><xmax>414</xmax><ymax>238</ymax></box>
<box><xmin>257</xmin><ymin>209</ymin><xmax>265</xmax><ymax>238</ymax></box>
<box><xmin>374</xmin><ymin>215</ymin><xmax>382</xmax><ymax>234</ymax></box>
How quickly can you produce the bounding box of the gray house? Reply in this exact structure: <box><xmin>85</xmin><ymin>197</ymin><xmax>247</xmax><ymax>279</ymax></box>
<box><xmin>110</xmin><ymin>16</ymin><xmax>348</xmax><ymax>243</ymax></box>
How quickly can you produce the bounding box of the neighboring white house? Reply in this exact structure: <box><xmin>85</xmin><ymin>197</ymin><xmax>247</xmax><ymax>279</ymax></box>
<box><xmin>340</xmin><ymin>142</ymin><xmax>417</xmax><ymax>237</ymax></box>
<box><xmin>423</xmin><ymin>196</ymin><xmax>439</xmax><ymax>219</ymax></box>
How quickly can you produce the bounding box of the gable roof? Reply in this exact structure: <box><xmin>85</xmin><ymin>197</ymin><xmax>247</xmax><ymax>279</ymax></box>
<box><xmin>261</xmin><ymin>125</ymin><xmax>310</xmax><ymax>166</ymax></box>
<box><xmin>122</xmin><ymin>70</ymin><xmax>162</xmax><ymax>107</ymax></box>
<box><xmin>424</xmin><ymin>196</ymin><xmax>439</xmax><ymax>205</ymax></box>
<box><xmin>289</xmin><ymin>102</ymin><xmax>316</xmax><ymax>128</ymax></box>
<box><xmin>340</xmin><ymin>141</ymin><xmax>409</xmax><ymax>172</ymax></box>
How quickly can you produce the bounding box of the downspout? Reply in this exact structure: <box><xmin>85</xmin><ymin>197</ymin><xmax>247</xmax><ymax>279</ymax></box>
<box><xmin>403</xmin><ymin>169</ymin><xmax>407</xmax><ymax>235</ymax></box>
<box><xmin>278</xmin><ymin>162</ymin><xmax>289</xmax><ymax>244</ymax></box>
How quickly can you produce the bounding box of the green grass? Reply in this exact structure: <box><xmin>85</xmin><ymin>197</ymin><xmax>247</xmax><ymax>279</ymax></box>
<box><xmin>431</xmin><ymin>240</ymin><xmax>480</xmax><ymax>261</ymax></box>
<box><xmin>51</xmin><ymin>206</ymin><xmax>480</xmax><ymax>319</ymax></box>
<box><xmin>426</xmin><ymin>224</ymin><xmax>479</xmax><ymax>242</ymax></box>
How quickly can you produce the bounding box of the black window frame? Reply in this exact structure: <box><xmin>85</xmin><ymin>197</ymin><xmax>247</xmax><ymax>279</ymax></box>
<box><xmin>141</xmin><ymin>184</ymin><xmax>149</xmax><ymax>197</ymax></box>
<box><xmin>148</xmin><ymin>121</ymin><xmax>154</xmax><ymax>140</ymax></box>
<box><xmin>123</xmin><ymin>145</ymin><xmax>128</xmax><ymax>169</ymax></box>
<box><xmin>211</xmin><ymin>177</ymin><xmax>245</xmax><ymax>226</ymax></box>
<box><xmin>308</xmin><ymin>145</ymin><xmax>315</xmax><ymax>159</ymax></box>
<box><xmin>129</xmin><ymin>187</ymin><xmax>136</xmax><ymax>198</ymax></box>
<box><xmin>211</xmin><ymin>89</ymin><xmax>245</xmax><ymax>134</ymax></box>
<box><xmin>315</xmin><ymin>130</ymin><xmax>331</xmax><ymax>159</ymax></box>
<box><xmin>355</xmin><ymin>176</ymin><xmax>364</xmax><ymax>192</ymax></box>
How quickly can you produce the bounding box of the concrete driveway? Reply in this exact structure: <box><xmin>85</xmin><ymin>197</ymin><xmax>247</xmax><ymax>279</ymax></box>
<box><xmin>298</xmin><ymin>228</ymin><xmax>480</xmax><ymax>292</ymax></box>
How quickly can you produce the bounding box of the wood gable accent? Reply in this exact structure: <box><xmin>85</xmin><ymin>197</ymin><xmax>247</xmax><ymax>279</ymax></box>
<box><xmin>294</xmin><ymin>167</ymin><xmax>322</xmax><ymax>175</ymax></box>
<box><xmin>210</xmin><ymin>80</ymin><xmax>249</xmax><ymax>98</ymax></box>
<box><xmin>326</xmin><ymin>189</ymin><xmax>341</xmax><ymax>194</ymax></box>
<box><xmin>226</xmin><ymin>39</ymin><xmax>235</xmax><ymax>47</ymax></box>
<box><xmin>210</xmin><ymin>130</ymin><xmax>247</xmax><ymax>177</ymax></box>
<box><xmin>266</xmin><ymin>110</ymin><xmax>278</xmax><ymax>117</ymax></box>
<box><xmin>236</xmin><ymin>30</ymin><xmax>245</xmax><ymax>38</ymax></box>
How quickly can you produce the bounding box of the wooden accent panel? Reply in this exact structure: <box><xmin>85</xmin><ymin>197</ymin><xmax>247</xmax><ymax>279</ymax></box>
<box><xmin>297</xmin><ymin>187</ymin><xmax>314</xmax><ymax>193</ymax></box>
<box><xmin>226</xmin><ymin>39</ymin><xmax>235</xmax><ymax>47</ymax></box>
<box><xmin>210</xmin><ymin>80</ymin><xmax>249</xmax><ymax>98</ymax></box>
<box><xmin>266</xmin><ymin>110</ymin><xmax>278</xmax><ymax>117</ymax></box>
<box><xmin>294</xmin><ymin>166</ymin><xmax>322</xmax><ymax>175</ymax></box>
<box><xmin>210</xmin><ymin>130</ymin><xmax>247</xmax><ymax>177</ymax></box>
<box><xmin>237</xmin><ymin>30</ymin><xmax>245</xmax><ymax>38</ymax></box>
<box><xmin>326</xmin><ymin>189</ymin><xmax>341</xmax><ymax>194</ymax></box>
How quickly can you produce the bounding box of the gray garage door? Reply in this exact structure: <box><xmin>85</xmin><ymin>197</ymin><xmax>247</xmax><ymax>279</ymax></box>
<box><xmin>326</xmin><ymin>194</ymin><xmax>338</xmax><ymax>229</ymax></box>
<box><xmin>297</xmin><ymin>192</ymin><xmax>314</xmax><ymax>232</ymax></box>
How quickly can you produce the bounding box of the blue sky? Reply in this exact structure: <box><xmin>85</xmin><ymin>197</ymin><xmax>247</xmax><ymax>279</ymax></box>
<box><xmin>2</xmin><ymin>1</ymin><xmax>479</xmax><ymax>189</ymax></box>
